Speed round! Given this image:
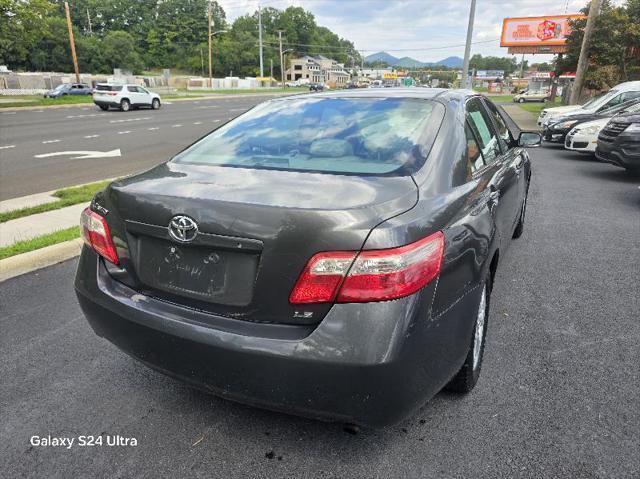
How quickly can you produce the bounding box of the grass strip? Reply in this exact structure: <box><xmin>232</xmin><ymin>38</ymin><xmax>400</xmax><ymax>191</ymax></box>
<box><xmin>0</xmin><ymin>95</ymin><xmax>94</xmax><ymax>108</ymax></box>
<box><xmin>0</xmin><ymin>226</ymin><xmax>80</xmax><ymax>260</ymax></box>
<box><xmin>0</xmin><ymin>180</ymin><xmax>111</xmax><ymax>223</ymax></box>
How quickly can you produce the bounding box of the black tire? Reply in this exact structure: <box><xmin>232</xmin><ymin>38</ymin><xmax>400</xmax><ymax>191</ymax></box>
<box><xmin>151</xmin><ymin>98</ymin><xmax>161</xmax><ymax>110</ymax></box>
<box><xmin>518</xmin><ymin>98</ymin><xmax>525</xmax><ymax>103</ymax></box>
<box><xmin>445</xmin><ymin>281</ymin><xmax>491</xmax><ymax>393</ymax></box>
<box><xmin>512</xmin><ymin>179</ymin><xmax>530</xmax><ymax>239</ymax></box>
<box><xmin>120</xmin><ymin>99</ymin><xmax>130</xmax><ymax>112</ymax></box>
<box><xmin>98</xmin><ymin>105</ymin><xmax>109</xmax><ymax>111</ymax></box>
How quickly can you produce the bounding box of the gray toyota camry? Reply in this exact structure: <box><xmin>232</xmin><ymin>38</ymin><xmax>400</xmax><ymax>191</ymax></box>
<box><xmin>75</xmin><ymin>89</ymin><xmax>540</xmax><ymax>427</ymax></box>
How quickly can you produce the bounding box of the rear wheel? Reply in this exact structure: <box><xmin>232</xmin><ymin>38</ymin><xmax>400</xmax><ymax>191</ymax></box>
<box><xmin>518</xmin><ymin>98</ymin><xmax>525</xmax><ymax>103</ymax></box>
<box><xmin>151</xmin><ymin>98</ymin><xmax>161</xmax><ymax>110</ymax></box>
<box><xmin>445</xmin><ymin>281</ymin><xmax>490</xmax><ymax>393</ymax></box>
<box><xmin>120</xmin><ymin>99</ymin><xmax>130</xmax><ymax>112</ymax></box>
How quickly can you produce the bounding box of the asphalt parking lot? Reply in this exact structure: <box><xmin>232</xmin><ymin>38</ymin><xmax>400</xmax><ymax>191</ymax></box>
<box><xmin>1</xmin><ymin>144</ymin><xmax>639</xmax><ymax>478</ymax></box>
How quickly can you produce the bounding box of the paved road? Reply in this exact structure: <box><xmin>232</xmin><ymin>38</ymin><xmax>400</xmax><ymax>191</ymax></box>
<box><xmin>1</xmin><ymin>145</ymin><xmax>639</xmax><ymax>478</ymax></box>
<box><xmin>0</xmin><ymin>94</ymin><xmax>294</xmax><ymax>200</ymax></box>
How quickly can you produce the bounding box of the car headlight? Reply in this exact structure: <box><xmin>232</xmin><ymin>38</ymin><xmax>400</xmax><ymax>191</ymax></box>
<box><xmin>581</xmin><ymin>124</ymin><xmax>603</xmax><ymax>135</ymax></box>
<box><xmin>624</xmin><ymin>123</ymin><xmax>640</xmax><ymax>133</ymax></box>
<box><xmin>555</xmin><ymin>120</ymin><xmax>578</xmax><ymax>130</ymax></box>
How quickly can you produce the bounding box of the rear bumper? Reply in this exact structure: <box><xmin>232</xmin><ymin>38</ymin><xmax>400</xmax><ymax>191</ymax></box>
<box><xmin>596</xmin><ymin>136</ymin><xmax>640</xmax><ymax>169</ymax></box>
<box><xmin>93</xmin><ymin>98</ymin><xmax>120</xmax><ymax>107</ymax></box>
<box><xmin>75</xmin><ymin>248</ymin><xmax>478</xmax><ymax>427</ymax></box>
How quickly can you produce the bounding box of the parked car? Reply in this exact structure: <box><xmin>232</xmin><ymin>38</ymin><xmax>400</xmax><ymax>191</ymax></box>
<box><xmin>93</xmin><ymin>83</ymin><xmax>161</xmax><ymax>111</ymax></box>
<box><xmin>537</xmin><ymin>81</ymin><xmax>640</xmax><ymax>127</ymax></box>
<box><xmin>595</xmin><ymin>109</ymin><xmax>640</xmax><ymax>172</ymax></box>
<box><xmin>565</xmin><ymin>118</ymin><xmax>610</xmax><ymax>153</ymax></box>
<box><xmin>75</xmin><ymin>89</ymin><xmax>540</xmax><ymax>428</ymax></box>
<box><xmin>44</xmin><ymin>83</ymin><xmax>92</xmax><ymax>98</ymax></box>
<box><xmin>513</xmin><ymin>90</ymin><xmax>549</xmax><ymax>103</ymax></box>
<box><xmin>309</xmin><ymin>83</ymin><xmax>325</xmax><ymax>92</ymax></box>
<box><xmin>544</xmin><ymin>98</ymin><xmax>640</xmax><ymax>143</ymax></box>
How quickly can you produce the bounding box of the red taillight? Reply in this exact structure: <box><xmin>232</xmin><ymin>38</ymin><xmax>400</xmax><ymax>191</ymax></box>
<box><xmin>289</xmin><ymin>231</ymin><xmax>444</xmax><ymax>304</ymax></box>
<box><xmin>80</xmin><ymin>207</ymin><xmax>119</xmax><ymax>265</ymax></box>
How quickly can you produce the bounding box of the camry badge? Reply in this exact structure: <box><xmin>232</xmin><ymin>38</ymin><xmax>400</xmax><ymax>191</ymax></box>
<box><xmin>168</xmin><ymin>215</ymin><xmax>198</xmax><ymax>243</ymax></box>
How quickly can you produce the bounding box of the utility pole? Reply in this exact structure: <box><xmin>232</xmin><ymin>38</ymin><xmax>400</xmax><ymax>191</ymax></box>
<box><xmin>278</xmin><ymin>30</ymin><xmax>284</xmax><ymax>88</ymax></box>
<box><xmin>86</xmin><ymin>8</ymin><xmax>92</xmax><ymax>34</ymax></box>
<box><xmin>208</xmin><ymin>2</ymin><xmax>213</xmax><ymax>88</ymax></box>
<box><xmin>570</xmin><ymin>0</ymin><xmax>603</xmax><ymax>104</ymax></box>
<box><xmin>258</xmin><ymin>5</ymin><xmax>264</xmax><ymax>77</ymax></box>
<box><xmin>64</xmin><ymin>1</ymin><xmax>81</xmax><ymax>83</ymax></box>
<box><xmin>519</xmin><ymin>53</ymin><xmax>525</xmax><ymax>78</ymax></box>
<box><xmin>270</xmin><ymin>58</ymin><xmax>274</xmax><ymax>86</ymax></box>
<box><xmin>461</xmin><ymin>0</ymin><xmax>476</xmax><ymax>89</ymax></box>
<box><xmin>200</xmin><ymin>48</ymin><xmax>205</xmax><ymax>77</ymax></box>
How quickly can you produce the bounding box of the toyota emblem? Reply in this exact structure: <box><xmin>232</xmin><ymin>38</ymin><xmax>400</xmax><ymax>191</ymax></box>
<box><xmin>168</xmin><ymin>215</ymin><xmax>198</xmax><ymax>242</ymax></box>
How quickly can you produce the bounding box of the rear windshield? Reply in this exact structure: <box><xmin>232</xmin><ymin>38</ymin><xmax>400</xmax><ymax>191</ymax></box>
<box><xmin>95</xmin><ymin>84</ymin><xmax>122</xmax><ymax>91</ymax></box>
<box><xmin>172</xmin><ymin>97</ymin><xmax>443</xmax><ymax>175</ymax></box>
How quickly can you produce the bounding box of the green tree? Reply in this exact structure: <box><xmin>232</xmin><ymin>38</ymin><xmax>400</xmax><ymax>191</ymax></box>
<box><xmin>102</xmin><ymin>31</ymin><xmax>142</xmax><ymax>73</ymax></box>
<box><xmin>0</xmin><ymin>0</ymin><xmax>54</xmax><ymax>66</ymax></box>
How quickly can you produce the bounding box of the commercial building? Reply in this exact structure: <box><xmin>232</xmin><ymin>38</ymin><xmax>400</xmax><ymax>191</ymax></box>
<box><xmin>286</xmin><ymin>55</ymin><xmax>351</xmax><ymax>87</ymax></box>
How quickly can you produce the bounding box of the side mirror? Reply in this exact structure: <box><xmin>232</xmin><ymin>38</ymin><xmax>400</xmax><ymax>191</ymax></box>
<box><xmin>518</xmin><ymin>131</ymin><xmax>542</xmax><ymax>148</ymax></box>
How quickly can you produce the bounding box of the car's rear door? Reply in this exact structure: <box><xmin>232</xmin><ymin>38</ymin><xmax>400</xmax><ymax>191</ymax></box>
<box><xmin>466</xmin><ymin>97</ymin><xmax>520</xmax><ymax>246</ymax></box>
<box><xmin>483</xmin><ymin>97</ymin><xmax>529</xmax><ymax>227</ymax></box>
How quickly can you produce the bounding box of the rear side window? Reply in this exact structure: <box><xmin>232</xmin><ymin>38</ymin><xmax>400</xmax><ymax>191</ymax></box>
<box><xmin>465</xmin><ymin>123</ymin><xmax>485</xmax><ymax>174</ymax></box>
<box><xmin>172</xmin><ymin>97</ymin><xmax>444</xmax><ymax>175</ymax></box>
<box><xmin>466</xmin><ymin>98</ymin><xmax>502</xmax><ymax>164</ymax></box>
<box><xmin>483</xmin><ymin>99</ymin><xmax>511</xmax><ymax>150</ymax></box>
<box><xmin>96</xmin><ymin>85</ymin><xmax>122</xmax><ymax>92</ymax></box>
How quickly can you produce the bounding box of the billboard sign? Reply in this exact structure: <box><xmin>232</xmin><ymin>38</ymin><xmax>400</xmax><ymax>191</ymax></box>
<box><xmin>476</xmin><ymin>70</ymin><xmax>504</xmax><ymax>79</ymax></box>
<box><xmin>500</xmin><ymin>15</ymin><xmax>584</xmax><ymax>47</ymax></box>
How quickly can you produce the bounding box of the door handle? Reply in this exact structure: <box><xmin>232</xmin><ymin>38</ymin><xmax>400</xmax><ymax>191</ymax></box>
<box><xmin>488</xmin><ymin>190</ymin><xmax>500</xmax><ymax>211</ymax></box>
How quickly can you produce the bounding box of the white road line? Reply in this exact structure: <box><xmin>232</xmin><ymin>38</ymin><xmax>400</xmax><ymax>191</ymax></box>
<box><xmin>0</xmin><ymin>145</ymin><xmax>16</xmax><ymax>150</ymax></box>
<box><xmin>109</xmin><ymin>117</ymin><xmax>151</xmax><ymax>124</ymax></box>
<box><xmin>212</xmin><ymin>119</ymin><xmax>221</xmax><ymax>122</ymax></box>
<box><xmin>229</xmin><ymin>108</ymin><xmax>246</xmax><ymax>112</ymax></box>
<box><xmin>32</xmin><ymin>110</ymin><xmax>44</xmax><ymax>113</ymax></box>
<box><xmin>172</xmin><ymin>124</ymin><xmax>182</xmax><ymax>128</ymax></box>
<box><xmin>81</xmin><ymin>108</ymin><xmax>89</xmax><ymax>111</ymax></box>
<box><xmin>118</xmin><ymin>130</ymin><xmax>131</xmax><ymax>135</ymax></box>
<box><xmin>2</xmin><ymin>112</ymin><xmax>16</xmax><ymax>115</ymax></box>
<box><xmin>66</xmin><ymin>113</ymin><xmax>101</xmax><ymax>119</ymax></box>
<box><xmin>42</xmin><ymin>139</ymin><xmax>61</xmax><ymax>144</ymax></box>
<box><xmin>196</xmin><ymin>105</ymin><xmax>219</xmax><ymax>109</ymax></box>
<box><xmin>193</xmin><ymin>121</ymin><xmax>203</xmax><ymax>125</ymax></box>
<box><xmin>148</xmin><ymin>127</ymin><xmax>160</xmax><ymax>131</ymax></box>
<box><xmin>84</xmin><ymin>134</ymin><xmax>100</xmax><ymax>139</ymax></box>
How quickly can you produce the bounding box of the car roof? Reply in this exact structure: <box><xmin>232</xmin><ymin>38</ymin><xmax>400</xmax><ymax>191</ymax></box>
<box><xmin>276</xmin><ymin>88</ymin><xmax>475</xmax><ymax>102</ymax></box>
<box><xmin>612</xmin><ymin>81</ymin><xmax>640</xmax><ymax>91</ymax></box>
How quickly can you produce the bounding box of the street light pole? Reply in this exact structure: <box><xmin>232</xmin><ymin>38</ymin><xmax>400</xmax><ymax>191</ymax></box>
<box><xmin>461</xmin><ymin>0</ymin><xmax>476</xmax><ymax>89</ymax></box>
<box><xmin>208</xmin><ymin>2</ymin><xmax>213</xmax><ymax>88</ymax></box>
<box><xmin>278</xmin><ymin>30</ymin><xmax>284</xmax><ymax>88</ymax></box>
<box><xmin>570</xmin><ymin>0</ymin><xmax>603</xmax><ymax>105</ymax></box>
<box><xmin>64</xmin><ymin>1</ymin><xmax>81</xmax><ymax>83</ymax></box>
<box><xmin>258</xmin><ymin>5</ymin><xmax>264</xmax><ymax>77</ymax></box>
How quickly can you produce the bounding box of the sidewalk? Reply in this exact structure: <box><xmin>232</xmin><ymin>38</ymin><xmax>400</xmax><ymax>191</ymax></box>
<box><xmin>0</xmin><ymin>203</ymin><xmax>87</xmax><ymax>247</ymax></box>
<box><xmin>501</xmin><ymin>104</ymin><xmax>540</xmax><ymax>131</ymax></box>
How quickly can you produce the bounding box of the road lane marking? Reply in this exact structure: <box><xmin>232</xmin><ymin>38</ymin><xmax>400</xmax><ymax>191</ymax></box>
<box><xmin>118</xmin><ymin>130</ymin><xmax>131</xmax><ymax>135</ymax></box>
<box><xmin>0</xmin><ymin>145</ymin><xmax>16</xmax><ymax>150</ymax></box>
<box><xmin>172</xmin><ymin>124</ymin><xmax>182</xmax><ymax>128</ymax></box>
<box><xmin>212</xmin><ymin>119</ymin><xmax>221</xmax><ymax>122</ymax></box>
<box><xmin>229</xmin><ymin>108</ymin><xmax>246</xmax><ymax>112</ymax></box>
<box><xmin>34</xmin><ymin>149</ymin><xmax>121</xmax><ymax>160</ymax></box>
<box><xmin>193</xmin><ymin>121</ymin><xmax>203</xmax><ymax>125</ymax></box>
<box><xmin>32</xmin><ymin>110</ymin><xmax>44</xmax><ymax>113</ymax></box>
<box><xmin>84</xmin><ymin>134</ymin><xmax>100</xmax><ymax>139</ymax></box>
<box><xmin>66</xmin><ymin>113</ymin><xmax>101</xmax><ymax>119</ymax></box>
<box><xmin>110</xmin><ymin>117</ymin><xmax>151</xmax><ymax>124</ymax></box>
<box><xmin>148</xmin><ymin>127</ymin><xmax>160</xmax><ymax>131</ymax></box>
<box><xmin>2</xmin><ymin>112</ymin><xmax>16</xmax><ymax>115</ymax></box>
<box><xmin>42</xmin><ymin>139</ymin><xmax>61</xmax><ymax>144</ymax></box>
<box><xmin>196</xmin><ymin>105</ymin><xmax>219</xmax><ymax>109</ymax></box>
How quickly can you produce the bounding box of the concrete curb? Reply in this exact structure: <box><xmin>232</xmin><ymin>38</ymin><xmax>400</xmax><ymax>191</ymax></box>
<box><xmin>0</xmin><ymin>238</ymin><xmax>83</xmax><ymax>283</ymax></box>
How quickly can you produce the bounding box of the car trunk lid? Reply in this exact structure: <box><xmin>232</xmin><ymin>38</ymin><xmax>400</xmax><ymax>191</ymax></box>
<box><xmin>100</xmin><ymin>162</ymin><xmax>418</xmax><ymax>325</ymax></box>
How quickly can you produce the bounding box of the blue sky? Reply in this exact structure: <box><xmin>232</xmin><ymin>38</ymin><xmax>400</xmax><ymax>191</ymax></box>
<box><xmin>218</xmin><ymin>0</ymin><xmax>623</xmax><ymax>64</ymax></box>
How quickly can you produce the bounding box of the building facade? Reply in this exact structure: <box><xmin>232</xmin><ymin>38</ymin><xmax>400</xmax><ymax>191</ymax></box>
<box><xmin>286</xmin><ymin>55</ymin><xmax>350</xmax><ymax>86</ymax></box>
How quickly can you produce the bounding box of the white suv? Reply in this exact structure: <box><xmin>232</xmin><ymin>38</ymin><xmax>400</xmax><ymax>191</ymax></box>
<box><xmin>93</xmin><ymin>84</ymin><xmax>161</xmax><ymax>112</ymax></box>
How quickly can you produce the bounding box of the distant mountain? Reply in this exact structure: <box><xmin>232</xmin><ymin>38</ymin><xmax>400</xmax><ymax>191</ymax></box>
<box><xmin>437</xmin><ymin>56</ymin><xmax>464</xmax><ymax>68</ymax></box>
<box><xmin>364</xmin><ymin>52</ymin><xmax>463</xmax><ymax>69</ymax></box>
